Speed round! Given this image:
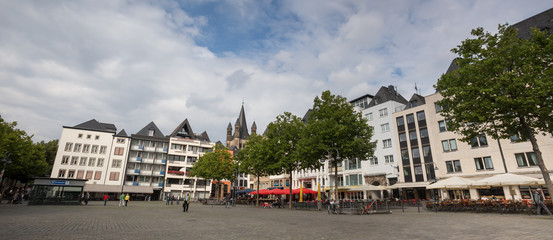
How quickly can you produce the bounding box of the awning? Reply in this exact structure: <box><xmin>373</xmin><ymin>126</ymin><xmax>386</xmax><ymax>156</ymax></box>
<box><xmin>426</xmin><ymin>177</ymin><xmax>475</xmax><ymax>189</ymax></box>
<box><xmin>123</xmin><ymin>185</ymin><xmax>154</xmax><ymax>194</ymax></box>
<box><xmin>347</xmin><ymin>185</ymin><xmax>385</xmax><ymax>191</ymax></box>
<box><xmin>323</xmin><ymin>186</ymin><xmax>350</xmax><ymax>191</ymax></box>
<box><xmin>388</xmin><ymin>182</ymin><xmax>429</xmax><ymax>189</ymax></box>
<box><xmin>83</xmin><ymin>184</ymin><xmax>122</xmax><ymax>193</ymax></box>
<box><xmin>471</xmin><ymin>173</ymin><xmax>545</xmax><ymax>187</ymax></box>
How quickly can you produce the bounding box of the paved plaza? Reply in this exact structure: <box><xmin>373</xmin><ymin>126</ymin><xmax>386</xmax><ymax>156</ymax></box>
<box><xmin>0</xmin><ymin>201</ymin><xmax>551</xmax><ymax>240</ymax></box>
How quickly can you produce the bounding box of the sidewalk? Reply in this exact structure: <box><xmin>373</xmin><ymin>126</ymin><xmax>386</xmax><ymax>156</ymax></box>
<box><xmin>0</xmin><ymin>201</ymin><xmax>551</xmax><ymax>239</ymax></box>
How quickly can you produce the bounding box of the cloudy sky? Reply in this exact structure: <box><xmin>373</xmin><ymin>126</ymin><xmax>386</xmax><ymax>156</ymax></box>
<box><xmin>0</xmin><ymin>0</ymin><xmax>551</xmax><ymax>143</ymax></box>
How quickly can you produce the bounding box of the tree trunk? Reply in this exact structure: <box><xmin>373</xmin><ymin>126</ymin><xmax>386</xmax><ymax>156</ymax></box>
<box><xmin>256</xmin><ymin>175</ymin><xmax>260</xmax><ymax>207</ymax></box>
<box><xmin>521</xmin><ymin>119</ymin><xmax>553</xmax><ymax>200</ymax></box>
<box><xmin>289</xmin><ymin>172</ymin><xmax>293</xmax><ymax>209</ymax></box>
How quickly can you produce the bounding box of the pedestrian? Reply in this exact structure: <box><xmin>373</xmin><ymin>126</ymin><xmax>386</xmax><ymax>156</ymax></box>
<box><xmin>183</xmin><ymin>193</ymin><xmax>190</xmax><ymax>212</ymax></box>
<box><xmin>171</xmin><ymin>195</ymin><xmax>174</xmax><ymax>205</ymax></box>
<box><xmin>176</xmin><ymin>195</ymin><xmax>181</xmax><ymax>205</ymax></box>
<box><xmin>103</xmin><ymin>194</ymin><xmax>109</xmax><ymax>206</ymax></box>
<box><xmin>124</xmin><ymin>194</ymin><xmax>130</xmax><ymax>207</ymax></box>
<box><xmin>119</xmin><ymin>193</ymin><xmax>125</xmax><ymax>207</ymax></box>
<box><xmin>225</xmin><ymin>195</ymin><xmax>231</xmax><ymax>208</ymax></box>
<box><xmin>84</xmin><ymin>192</ymin><xmax>89</xmax><ymax>205</ymax></box>
<box><xmin>166</xmin><ymin>195</ymin><xmax>170</xmax><ymax>205</ymax></box>
<box><xmin>533</xmin><ymin>189</ymin><xmax>552</xmax><ymax>216</ymax></box>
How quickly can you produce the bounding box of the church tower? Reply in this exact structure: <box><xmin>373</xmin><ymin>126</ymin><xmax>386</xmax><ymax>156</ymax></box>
<box><xmin>226</xmin><ymin>104</ymin><xmax>251</xmax><ymax>150</ymax></box>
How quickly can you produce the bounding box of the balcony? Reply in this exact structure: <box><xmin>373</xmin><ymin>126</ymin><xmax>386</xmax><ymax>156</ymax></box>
<box><xmin>136</xmin><ymin>157</ymin><xmax>142</xmax><ymax>162</ymax></box>
<box><xmin>142</xmin><ymin>158</ymin><xmax>154</xmax><ymax>164</ymax></box>
<box><xmin>144</xmin><ymin>146</ymin><xmax>155</xmax><ymax>152</ymax></box>
<box><xmin>140</xmin><ymin>170</ymin><xmax>152</xmax><ymax>176</ymax></box>
<box><xmin>138</xmin><ymin>145</ymin><xmax>143</xmax><ymax>150</ymax></box>
<box><xmin>139</xmin><ymin>182</ymin><xmax>151</xmax><ymax>187</ymax></box>
<box><xmin>157</xmin><ymin>147</ymin><xmax>168</xmax><ymax>153</ymax></box>
<box><xmin>127</xmin><ymin>169</ymin><xmax>139</xmax><ymax>175</ymax></box>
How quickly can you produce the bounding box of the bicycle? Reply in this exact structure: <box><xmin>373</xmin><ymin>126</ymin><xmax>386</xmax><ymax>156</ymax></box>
<box><xmin>328</xmin><ymin>201</ymin><xmax>341</xmax><ymax>214</ymax></box>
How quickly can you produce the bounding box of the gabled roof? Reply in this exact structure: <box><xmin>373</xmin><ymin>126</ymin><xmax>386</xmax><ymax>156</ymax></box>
<box><xmin>367</xmin><ymin>85</ymin><xmax>408</xmax><ymax>108</ymax></box>
<box><xmin>405</xmin><ymin>94</ymin><xmax>426</xmax><ymax>109</ymax></box>
<box><xmin>169</xmin><ymin>119</ymin><xmax>194</xmax><ymax>139</ymax></box>
<box><xmin>135</xmin><ymin>121</ymin><xmax>165</xmax><ymax>138</ymax></box>
<box><xmin>116</xmin><ymin>129</ymin><xmax>129</xmax><ymax>137</ymax></box>
<box><xmin>199</xmin><ymin>131</ymin><xmax>210</xmax><ymax>142</ymax></box>
<box><xmin>512</xmin><ymin>8</ymin><xmax>553</xmax><ymax>39</ymax></box>
<box><xmin>70</xmin><ymin>119</ymin><xmax>117</xmax><ymax>133</ymax></box>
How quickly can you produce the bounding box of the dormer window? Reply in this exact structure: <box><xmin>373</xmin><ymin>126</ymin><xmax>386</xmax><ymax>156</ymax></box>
<box><xmin>148</xmin><ymin>129</ymin><xmax>155</xmax><ymax>136</ymax></box>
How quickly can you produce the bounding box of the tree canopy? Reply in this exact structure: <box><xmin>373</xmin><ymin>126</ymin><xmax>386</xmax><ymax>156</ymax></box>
<box><xmin>301</xmin><ymin>90</ymin><xmax>376</xmax><ymax>165</ymax></box>
<box><xmin>435</xmin><ymin>24</ymin><xmax>553</xmax><ymax>196</ymax></box>
<box><xmin>0</xmin><ymin>116</ymin><xmax>48</xmax><ymax>185</ymax></box>
<box><xmin>189</xmin><ymin>143</ymin><xmax>234</xmax><ymax>199</ymax></box>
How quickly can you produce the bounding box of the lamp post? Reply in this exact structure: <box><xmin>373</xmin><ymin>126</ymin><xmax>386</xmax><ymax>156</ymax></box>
<box><xmin>321</xmin><ymin>149</ymin><xmax>341</xmax><ymax>202</ymax></box>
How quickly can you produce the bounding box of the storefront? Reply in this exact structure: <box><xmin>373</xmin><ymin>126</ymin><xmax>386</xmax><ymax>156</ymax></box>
<box><xmin>29</xmin><ymin>178</ymin><xmax>87</xmax><ymax>205</ymax></box>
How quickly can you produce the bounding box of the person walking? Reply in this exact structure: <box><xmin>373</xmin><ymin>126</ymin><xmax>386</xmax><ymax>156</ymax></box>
<box><xmin>119</xmin><ymin>193</ymin><xmax>125</xmax><ymax>207</ymax></box>
<box><xmin>171</xmin><ymin>195</ymin><xmax>174</xmax><ymax>205</ymax></box>
<box><xmin>176</xmin><ymin>195</ymin><xmax>181</xmax><ymax>205</ymax></box>
<box><xmin>533</xmin><ymin>189</ymin><xmax>552</xmax><ymax>215</ymax></box>
<box><xmin>103</xmin><ymin>194</ymin><xmax>109</xmax><ymax>206</ymax></box>
<box><xmin>83</xmin><ymin>192</ymin><xmax>89</xmax><ymax>205</ymax></box>
<box><xmin>124</xmin><ymin>194</ymin><xmax>130</xmax><ymax>207</ymax></box>
<box><xmin>183</xmin><ymin>193</ymin><xmax>190</xmax><ymax>212</ymax></box>
<box><xmin>166</xmin><ymin>195</ymin><xmax>170</xmax><ymax>205</ymax></box>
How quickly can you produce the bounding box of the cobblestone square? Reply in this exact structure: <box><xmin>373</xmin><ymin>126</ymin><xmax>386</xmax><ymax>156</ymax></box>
<box><xmin>0</xmin><ymin>201</ymin><xmax>551</xmax><ymax>240</ymax></box>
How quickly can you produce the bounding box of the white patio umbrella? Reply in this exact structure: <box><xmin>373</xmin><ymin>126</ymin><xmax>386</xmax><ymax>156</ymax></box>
<box><xmin>426</xmin><ymin>176</ymin><xmax>474</xmax><ymax>189</ymax></box>
<box><xmin>471</xmin><ymin>173</ymin><xmax>545</xmax><ymax>187</ymax></box>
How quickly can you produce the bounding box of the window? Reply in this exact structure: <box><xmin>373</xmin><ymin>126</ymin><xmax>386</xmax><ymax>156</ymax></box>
<box><xmin>73</xmin><ymin>143</ymin><xmax>82</xmax><ymax>152</ymax></box>
<box><xmin>365</xmin><ymin>113</ymin><xmax>373</xmax><ymax>121</ymax></box>
<box><xmin>114</xmin><ymin>147</ymin><xmax>125</xmax><ymax>156</ymax></box>
<box><xmin>416</xmin><ymin>111</ymin><xmax>425</xmax><ymax>121</ymax></box>
<box><xmin>94</xmin><ymin>171</ymin><xmax>102</xmax><ymax>180</ymax></box>
<box><xmin>406</xmin><ymin>114</ymin><xmax>414</xmax><ymax>124</ymax></box>
<box><xmin>95</xmin><ymin>135</ymin><xmax>100</xmax><ymax>140</ymax></box>
<box><xmin>442</xmin><ymin>139</ymin><xmax>458</xmax><ymax>152</ymax></box>
<box><xmin>79</xmin><ymin>157</ymin><xmax>87</xmax><ymax>166</ymax></box>
<box><xmin>86</xmin><ymin>171</ymin><xmax>93</xmax><ymax>180</ymax></box>
<box><xmin>97</xmin><ymin>158</ymin><xmax>104</xmax><ymax>167</ymax></box>
<box><xmin>78</xmin><ymin>133</ymin><xmax>83</xmax><ymax>138</ymax></box>
<box><xmin>422</xmin><ymin>146</ymin><xmax>431</xmax><ymax>158</ymax></box>
<box><xmin>419</xmin><ymin>128</ymin><xmax>428</xmax><ymax>138</ymax></box>
<box><xmin>112</xmin><ymin>159</ymin><xmax>122</xmax><ymax>168</ymax></box>
<box><xmin>100</xmin><ymin>146</ymin><xmax>107</xmax><ymax>154</ymax></box>
<box><xmin>61</xmin><ymin>156</ymin><xmax>69</xmax><ymax>165</ymax></box>
<box><xmin>399</xmin><ymin>133</ymin><xmax>407</xmax><ymax>142</ymax></box>
<box><xmin>412</xmin><ymin>147</ymin><xmax>420</xmax><ymax>158</ymax></box>
<box><xmin>109</xmin><ymin>172</ymin><xmax>120</xmax><ymax>181</ymax></box>
<box><xmin>88</xmin><ymin>158</ymin><xmax>96</xmax><ymax>166</ymax></box>
<box><xmin>409</xmin><ymin>131</ymin><xmax>417</xmax><ymax>140</ymax></box>
<box><xmin>515</xmin><ymin>152</ymin><xmax>538</xmax><ymax>167</ymax></box>
<box><xmin>70</xmin><ymin>156</ymin><xmax>78</xmax><ymax>165</ymax></box>
<box><xmin>396</xmin><ymin>117</ymin><xmax>404</xmax><ymax>126</ymax></box>
<box><xmin>82</xmin><ymin>144</ymin><xmax>90</xmax><ymax>153</ymax></box>
<box><xmin>401</xmin><ymin>149</ymin><xmax>409</xmax><ymax>162</ymax></box>
<box><xmin>384</xmin><ymin>155</ymin><xmax>394</xmax><ymax>163</ymax></box>
<box><xmin>58</xmin><ymin>169</ymin><xmax>66</xmax><ymax>178</ymax></box>
<box><xmin>381</xmin><ymin>123</ymin><xmax>390</xmax><ymax>132</ymax></box>
<box><xmin>67</xmin><ymin>170</ymin><xmax>75</xmax><ymax>178</ymax></box>
<box><xmin>438</xmin><ymin>120</ymin><xmax>448</xmax><ymax>132</ymax></box>
<box><xmin>64</xmin><ymin>143</ymin><xmax>73</xmax><ymax>151</ymax></box>
<box><xmin>148</xmin><ymin>130</ymin><xmax>155</xmax><ymax>136</ymax></box>
<box><xmin>435</xmin><ymin>103</ymin><xmax>443</xmax><ymax>113</ymax></box>
<box><xmin>446</xmin><ymin>160</ymin><xmax>462</xmax><ymax>173</ymax></box>
<box><xmin>91</xmin><ymin>145</ymin><xmax>98</xmax><ymax>154</ymax></box>
<box><xmin>379</xmin><ymin>108</ymin><xmax>388</xmax><ymax>117</ymax></box>
<box><xmin>369</xmin><ymin>157</ymin><xmax>378</xmax><ymax>165</ymax></box>
<box><xmin>117</xmin><ymin>138</ymin><xmax>125</xmax><ymax>143</ymax></box>
<box><xmin>471</xmin><ymin>134</ymin><xmax>488</xmax><ymax>147</ymax></box>
<box><xmin>475</xmin><ymin>156</ymin><xmax>494</xmax><ymax>170</ymax></box>
<box><xmin>414</xmin><ymin>166</ymin><xmax>423</xmax><ymax>175</ymax></box>
<box><xmin>87</xmin><ymin>134</ymin><xmax>91</xmax><ymax>139</ymax></box>
<box><xmin>383</xmin><ymin>139</ymin><xmax>392</xmax><ymax>148</ymax></box>
<box><xmin>77</xmin><ymin>170</ymin><xmax>84</xmax><ymax>179</ymax></box>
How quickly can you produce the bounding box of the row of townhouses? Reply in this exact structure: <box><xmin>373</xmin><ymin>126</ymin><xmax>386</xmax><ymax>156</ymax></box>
<box><xmin>49</xmin><ymin>8</ymin><xmax>553</xmax><ymax>202</ymax></box>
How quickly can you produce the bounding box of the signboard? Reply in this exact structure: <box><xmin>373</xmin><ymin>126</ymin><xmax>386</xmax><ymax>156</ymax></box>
<box><xmin>50</xmin><ymin>180</ymin><xmax>71</xmax><ymax>185</ymax></box>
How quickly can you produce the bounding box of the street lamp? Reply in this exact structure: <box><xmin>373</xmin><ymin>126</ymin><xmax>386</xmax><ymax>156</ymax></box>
<box><xmin>320</xmin><ymin>149</ymin><xmax>341</xmax><ymax>202</ymax></box>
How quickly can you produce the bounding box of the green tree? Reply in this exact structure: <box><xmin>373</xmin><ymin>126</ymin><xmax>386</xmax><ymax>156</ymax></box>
<box><xmin>262</xmin><ymin>112</ymin><xmax>307</xmax><ymax>209</ymax></box>
<box><xmin>189</xmin><ymin>143</ymin><xmax>234</xmax><ymax>200</ymax></box>
<box><xmin>236</xmin><ymin>133</ymin><xmax>280</xmax><ymax>207</ymax></box>
<box><xmin>435</xmin><ymin>25</ymin><xmax>553</xmax><ymax>196</ymax></box>
<box><xmin>300</xmin><ymin>90</ymin><xmax>376</xmax><ymax>200</ymax></box>
<box><xmin>37</xmin><ymin>139</ymin><xmax>59</xmax><ymax>176</ymax></box>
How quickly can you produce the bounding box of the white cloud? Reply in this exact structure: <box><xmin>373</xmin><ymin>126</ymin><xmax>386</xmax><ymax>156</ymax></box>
<box><xmin>0</xmin><ymin>0</ymin><xmax>551</xmax><ymax>143</ymax></box>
